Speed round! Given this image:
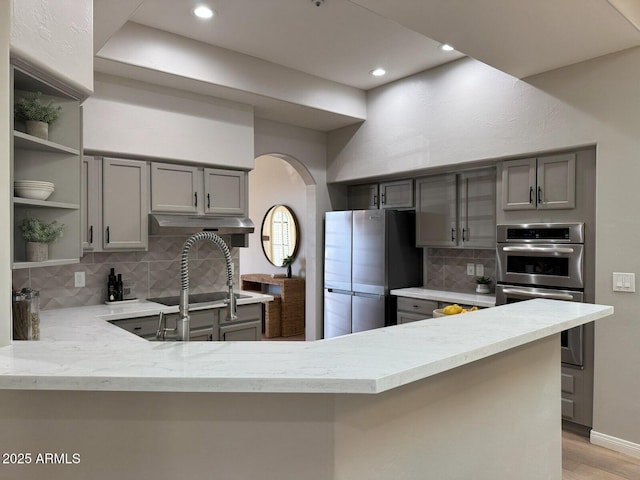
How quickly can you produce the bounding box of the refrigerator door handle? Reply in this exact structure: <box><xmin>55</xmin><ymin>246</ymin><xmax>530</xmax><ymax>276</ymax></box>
<box><xmin>353</xmin><ymin>292</ymin><xmax>383</xmax><ymax>299</ymax></box>
<box><xmin>326</xmin><ymin>289</ymin><xmax>354</xmax><ymax>295</ymax></box>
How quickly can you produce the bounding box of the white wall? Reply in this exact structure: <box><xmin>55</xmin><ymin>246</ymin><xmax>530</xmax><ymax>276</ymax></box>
<box><xmin>327</xmin><ymin>49</ymin><xmax>640</xmax><ymax>447</ymax></box>
<box><xmin>10</xmin><ymin>0</ymin><xmax>93</xmax><ymax>94</ymax></box>
<box><xmin>83</xmin><ymin>74</ymin><xmax>254</xmax><ymax>168</ymax></box>
<box><xmin>241</xmin><ymin>155</ymin><xmax>307</xmax><ymax>278</ymax></box>
<box><xmin>96</xmin><ymin>22</ymin><xmax>366</xmax><ymax>121</ymax></box>
<box><xmin>0</xmin><ymin>0</ymin><xmax>12</xmax><ymax>346</ymax></box>
<box><xmin>254</xmin><ymin>119</ymin><xmax>328</xmax><ymax>341</ymax></box>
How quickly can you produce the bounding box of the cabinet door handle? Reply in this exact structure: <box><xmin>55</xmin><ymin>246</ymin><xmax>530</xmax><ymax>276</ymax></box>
<box><xmin>373</xmin><ymin>194</ymin><xmax>378</xmax><ymax>207</ymax></box>
<box><xmin>537</xmin><ymin>186</ymin><xmax>542</xmax><ymax>204</ymax></box>
<box><xmin>381</xmin><ymin>193</ymin><xmax>386</xmax><ymax>205</ymax></box>
<box><xmin>462</xmin><ymin>228</ymin><xmax>467</xmax><ymax>241</ymax></box>
<box><xmin>89</xmin><ymin>225</ymin><xmax>93</xmax><ymax>244</ymax></box>
<box><xmin>451</xmin><ymin>228</ymin><xmax>455</xmax><ymax>242</ymax></box>
<box><xmin>207</xmin><ymin>193</ymin><xmax>211</xmax><ymax>209</ymax></box>
<box><xmin>106</xmin><ymin>226</ymin><xmax>110</xmax><ymax>244</ymax></box>
<box><xmin>194</xmin><ymin>192</ymin><xmax>198</xmax><ymax>207</ymax></box>
<box><xmin>529</xmin><ymin>186</ymin><xmax>534</xmax><ymax>204</ymax></box>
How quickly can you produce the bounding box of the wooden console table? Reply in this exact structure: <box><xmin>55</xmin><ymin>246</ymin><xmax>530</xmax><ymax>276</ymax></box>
<box><xmin>241</xmin><ymin>274</ymin><xmax>305</xmax><ymax>337</ymax></box>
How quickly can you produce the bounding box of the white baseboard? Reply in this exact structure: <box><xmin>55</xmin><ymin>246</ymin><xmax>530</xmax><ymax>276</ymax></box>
<box><xmin>590</xmin><ymin>430</ymin><xmax>640</xmax><ymax>459</ymax></box>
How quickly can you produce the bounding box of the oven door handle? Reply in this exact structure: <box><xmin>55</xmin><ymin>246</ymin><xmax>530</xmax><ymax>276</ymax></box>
<box><xmin>502</xmin><ymin>246</ymin><xmax>575</xmax><ymax>254</ymax></box>
<box><xmin>501</xmin><ymin>288</ymin><xmax>575</xmax><ymax>301</ymax></box>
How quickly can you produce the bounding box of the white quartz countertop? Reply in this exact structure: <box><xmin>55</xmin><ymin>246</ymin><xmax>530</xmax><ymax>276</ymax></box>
<box><xmin>0</xmin><ymin>298</ymin><xmax>612</xmax><ymax>394</ymax></box>
<box><xmin>391</xmin><ymin>287</ymin><xmax>496</xmax><ymax>308</ymax></box>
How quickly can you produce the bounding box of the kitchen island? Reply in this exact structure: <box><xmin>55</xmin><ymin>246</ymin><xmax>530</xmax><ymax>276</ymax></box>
<box><xmin>0</xmin><ymin>299</ymin><xmax>612</xmax><ymax>480</ymax></box>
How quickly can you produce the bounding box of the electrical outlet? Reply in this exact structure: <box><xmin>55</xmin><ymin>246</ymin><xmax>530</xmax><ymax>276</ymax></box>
<box><xmin>466</xmin><ymin>263</ymin><xmax>475</xmax><ymax>276</ymax></box>
<box><xmin>475</xmin><ymin>264</ymin><xmax>484</xmax><ymax>277</ymax></box>
<box><xmin>74</xmin><ymin>271</ymin><xmax>85</xmax><ymax>288</ymax></box>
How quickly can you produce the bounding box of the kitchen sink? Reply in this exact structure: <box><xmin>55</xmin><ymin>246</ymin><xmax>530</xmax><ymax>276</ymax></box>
<box><xmin>147</xmin><ymin>291</ymin><xmax>249</xmax><ymax>307</ymax></box>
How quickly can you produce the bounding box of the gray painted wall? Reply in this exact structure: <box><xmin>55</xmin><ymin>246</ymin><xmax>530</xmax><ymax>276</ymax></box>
<box><xmin>327</xmin><ymin>49</ymin><xmax>640</xmax><ymax>446</ymax></box>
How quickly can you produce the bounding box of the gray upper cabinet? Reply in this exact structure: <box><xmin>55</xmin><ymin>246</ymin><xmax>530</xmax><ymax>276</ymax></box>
<box><xmin>459</xmin><ymin>168</ymin><xmax>497</xmax><ymax>248</ymax></box>
<box><xmin>416</xmin><ymin>174</ymin><xmax>458</xmax><ymax>247</ymax></box>
<box><xmin>501</xmin><ymin>154</ymin><xmax>576</xmax><ymax>210</ymax></box>
<box><xmin>150</xmin><ymin>163</ymin><xmax>248</xmax><ymax>216</ymax></box>
<box><xmin>348</xmin><ymin>184</ymin><xmax>379</xmax><ymax>210</ymax></box>
<box><xmin>380</xmin><ymin>180</ymin><xmax>414</xmax><ymax>209</ymax></box>
<box><xmin>102</xmin><ymin>157</ymin><xmax>148</xmax><ymax>250</ymax></box>
<box><xmin>417</xmin><ymin>168</ymin><xmax>496</xmax><ymax>248</ymax></box>
<box><xmin>81</xmin><ymin>157</ymin><xmax>102</xmax><ymax>251</ymax></box>
<box><xmin>150</xmin><ymin>163</ymin><xmax>199</xmax><ymax>213</ymax></box>
<box><xmin>348</xmin><ymin>179</ymin><xmax>414</xmax><ymax>210</ymax></box>
<box><xmin>204</xmin><ymin>168</ymin><xmax>247</xmax><ymax>216</ymax></box>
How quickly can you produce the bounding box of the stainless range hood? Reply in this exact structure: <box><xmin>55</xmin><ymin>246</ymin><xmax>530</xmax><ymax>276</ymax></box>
<box><xmin>148</xmin><ymin>214</ymin><xmax>255</xmax><ymax>247</ymax></box>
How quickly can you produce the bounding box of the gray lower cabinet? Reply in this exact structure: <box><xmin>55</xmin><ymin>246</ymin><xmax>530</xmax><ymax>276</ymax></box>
<box><xmin>561</xmin><ymin>365</ymin><xmax>593</xmax><ymax>426</ymax></box>
<box><xmin>219</xmin><ymin>320</ymin><xmax>261</xmax><ymax>341</ymax></box>
<box><xmin>110</xmin><ymin>303</ymin><xmax>262</xmax><ymax>341</ymax></box>
<box><xmin>218</xmin><ymin>303</ymin><xmax>262</xmax><ymax>341</ymax></box>
<box><xmin>396</xmin><ymin>297</ymin><xmax>438</xmax><ymax>324</ymax></box>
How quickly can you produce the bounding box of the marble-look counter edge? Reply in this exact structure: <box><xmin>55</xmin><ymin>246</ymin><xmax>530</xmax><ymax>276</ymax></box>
<box><xmin>0</xmin><ymin>299</ymin><xmax>613</xmax><ymax>394</ymax></box>
<box><xmin>391</xmin><ymin>287</ymin><xmax>496</xmax><ymax>307</ymax></box>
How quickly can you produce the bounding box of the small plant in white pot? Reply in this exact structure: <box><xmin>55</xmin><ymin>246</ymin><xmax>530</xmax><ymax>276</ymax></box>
<box><xmin>14</xmin><ymin>91</ymin><xmax>62</xmax><ymax>140</ymax></box>
<box><xmin>475</xmin><ymin>276</ymin><xmax>492</xmax><ymax>294</ymax></box>
<box><xmin>20</xmin><ymin>216</ymin><xmax>64</xmax><ymax>262</ymax></box>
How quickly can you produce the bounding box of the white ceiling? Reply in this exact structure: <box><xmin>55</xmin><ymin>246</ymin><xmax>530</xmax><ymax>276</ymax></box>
<box><xmin>94</xmin><ymin>0</ymin><xmax>640</xmax><ymax>130</ymax></box>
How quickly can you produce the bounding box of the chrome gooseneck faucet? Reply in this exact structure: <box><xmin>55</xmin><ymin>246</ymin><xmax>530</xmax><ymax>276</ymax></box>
<box><xmin>157</xmin><ymin>231</ymin><xmax>236</xmax><ymax>341</ymax></box>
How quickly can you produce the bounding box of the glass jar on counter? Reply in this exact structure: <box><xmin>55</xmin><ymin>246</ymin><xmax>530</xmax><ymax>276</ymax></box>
<box><xmin>11</xmin><ymin>288</ymin><xmax>40</xmax><ymax>340</ymax></box>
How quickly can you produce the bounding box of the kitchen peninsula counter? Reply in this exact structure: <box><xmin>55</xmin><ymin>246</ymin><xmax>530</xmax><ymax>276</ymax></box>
<box><xmin>0</xmin><ymin>299</ymin><xmax>608</xmax><ymax>393</ymax></box>
<box><xmin>0</xmin><ymin>299</ymin><xmax>613</xmax><ymax>480</ymax></box>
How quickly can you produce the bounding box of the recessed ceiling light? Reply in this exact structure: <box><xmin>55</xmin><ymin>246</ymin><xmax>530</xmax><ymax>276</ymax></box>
<box><xmin>370</xmin><ymin>68</ymin><xmax>386</xmax><ymax>77</ymax></box>
<box><xmin>193</xmin><ymin>5</ymin><xmax>214</xmax><ymax>19</ymax></box>
<box><xmin>440</xmin><ymin>44</ymin><xmax>455</xmax><ymax>52</ymax></box>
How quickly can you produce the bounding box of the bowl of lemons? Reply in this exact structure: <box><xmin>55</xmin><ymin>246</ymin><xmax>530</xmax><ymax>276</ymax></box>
<box><xmin>433</xmin><ymin>304</ymin><xmax>479</xmax><ymax>317</ymax></box>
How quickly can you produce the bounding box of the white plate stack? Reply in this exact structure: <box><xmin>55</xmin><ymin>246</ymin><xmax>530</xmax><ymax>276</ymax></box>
<box><xmin>14</xmin><ymin>180</ymin><xmax>55</xmax><ymax>201</ymax></box>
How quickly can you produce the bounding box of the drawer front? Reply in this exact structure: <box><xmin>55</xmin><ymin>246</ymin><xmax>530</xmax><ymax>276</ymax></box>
<box><xmin>397</xmin><ymin>297</ymin><xmax>438</xmax><ymax>315</ymax></box>
<box><xmin>398</xmin><ymin>311</ymin><xmax>431</xmax><ymax>324</ymax></box>
<box><xmin>219</xmin><ymin>319</ymin><xmax>261</xmax><ymax>341</ymax></box>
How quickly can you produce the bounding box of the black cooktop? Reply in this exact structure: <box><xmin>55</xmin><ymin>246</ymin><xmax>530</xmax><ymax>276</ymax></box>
<box><xmin>147</xmin><ymin>292</ymin><xmax>248</xmax><ymax>307</ymax></box>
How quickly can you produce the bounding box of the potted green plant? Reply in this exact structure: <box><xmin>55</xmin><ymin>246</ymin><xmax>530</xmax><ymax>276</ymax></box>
<box><xmin>475</xmin><ymin>276</ymin><xmax>492</xmax><ymax>294</ymax></box>
<box><xmin>20</xmin><ymin>216</ymin><xmax>65</xmax><ymax>262</ymax></box>
<box><xmin>15</xmin><ymin>91</ymin><xmax>62</xmax><ymax>140</ymax></box>
<box><xmin>282</xmin><ymin>255</ymin><xmax>295</xmax><ymax>278</ymax></box>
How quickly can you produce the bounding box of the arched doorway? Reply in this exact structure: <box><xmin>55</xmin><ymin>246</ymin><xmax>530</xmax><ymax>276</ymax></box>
<box><xmin>240</xmin><ymin>154</ymin><xmax>320</xmax><ymax>340</ymax></box>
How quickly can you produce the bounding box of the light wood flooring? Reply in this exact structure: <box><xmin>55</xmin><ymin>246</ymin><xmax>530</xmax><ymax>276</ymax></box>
<box><xmin>563</xmin><ymin>431</ymin><xmax>640</xmax><ymax>479</ymax></box>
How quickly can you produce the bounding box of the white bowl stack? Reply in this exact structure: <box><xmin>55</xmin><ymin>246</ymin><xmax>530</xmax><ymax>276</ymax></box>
<box><xmin>14</xmin><ymin>180</ymin><xmax>55</xmax><ymax>201</ymax></box>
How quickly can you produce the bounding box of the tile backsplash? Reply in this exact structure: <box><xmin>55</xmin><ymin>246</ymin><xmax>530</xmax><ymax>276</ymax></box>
<box><xmin>12</xmin><ymin>235</ymin><xmax>239</xmax><ymax>310</ymax></box>
<box><xmin>424</xmin><ymin>248</ymin><xmax>496</xmax><ymax>294</ymax></box>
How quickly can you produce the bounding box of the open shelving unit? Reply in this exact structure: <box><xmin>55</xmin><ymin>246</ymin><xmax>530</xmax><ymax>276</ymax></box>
<box><xmin>11</xmin><ymin>65</ymin><xmax>82</xmax><ymax>269</ymax></box>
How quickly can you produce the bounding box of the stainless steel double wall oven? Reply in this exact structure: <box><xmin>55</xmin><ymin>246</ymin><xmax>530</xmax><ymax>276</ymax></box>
<box><xmin>496</xmin><ymin>223</ymin><xmax>586</xmax><ymax>367</ymax></box>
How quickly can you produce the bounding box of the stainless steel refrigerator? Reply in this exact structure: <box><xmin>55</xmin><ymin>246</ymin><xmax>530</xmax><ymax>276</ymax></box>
<box><xmin>324</xmin><ymin>209</ymin><xmax>422</xmax><ymax>338</ymax></box>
